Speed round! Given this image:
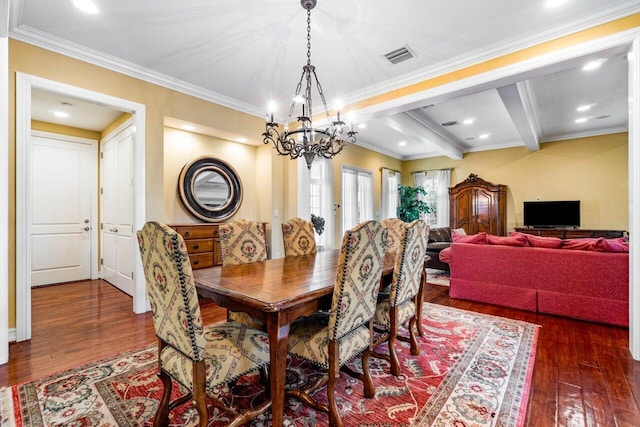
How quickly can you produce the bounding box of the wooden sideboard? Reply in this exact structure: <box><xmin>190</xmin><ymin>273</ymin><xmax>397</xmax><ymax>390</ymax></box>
<box><xmin>514</xmin><ymin>227</ymin><xmax>626</xmax><ymax>239</ymax></box>
<box><xmin>169</xmin><ymin>222</ymin><xmax>267</xmax><ymax>269</ymax></box>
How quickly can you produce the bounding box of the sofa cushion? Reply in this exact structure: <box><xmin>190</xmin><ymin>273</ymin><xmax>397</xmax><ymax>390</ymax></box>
<box><xmin>452</xmin><ymin>232</ymin><xmax>487</xmax><ymax>244</ymax></box>
<box><xmin>595</xmin><ymin>238</ymin><xmax>629</xmax><ymax>253</ymax></box>
<box><xmin>428</xmin><ymin>227</ymin><xmax>451</xmax><ymax>243</ymax></box>
<box><xmin>509</xmin><ymin>232</ymin><xmax>563</xmax><ymax>249</ymax></box>
<box><xmin>426</xmin><ymin>241</ymin><xmax>451</xmax><ymax>251</ymax></box>
<box><xmin>561</xmin><ymin>238</ymin><xmax>601</xmax><ymax>251</ymax></box>
<box><xmin>487</xmin><ymin>234</ymin><xmax>529</xmax><ymax>247</ymax></box>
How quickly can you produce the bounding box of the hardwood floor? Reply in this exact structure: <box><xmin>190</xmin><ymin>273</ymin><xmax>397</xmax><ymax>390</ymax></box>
<box><xmin>2</xmin><ymin>280</ymin><xmax>639</xmax><ymax>426</ymax></box>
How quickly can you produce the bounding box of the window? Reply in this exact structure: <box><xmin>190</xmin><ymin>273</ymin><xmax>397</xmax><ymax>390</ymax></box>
<box><xmin>309</xmin><ymin>159</ymin><xmax>333</xmax><ymax>251</ymax></box>
<box><xmin>381</xmin><ymin>168</ymin><xmax>399</xmax><ymax>219</ymax></box>
<box><xmin>414</xmin><ymin>169</ymin><xmax>451</xmax><ymax>227</ymax></box>
<box><xmin>342</xmin><ymin>166</ymin><xmax>373</xmax><ymax>234</ymax></box>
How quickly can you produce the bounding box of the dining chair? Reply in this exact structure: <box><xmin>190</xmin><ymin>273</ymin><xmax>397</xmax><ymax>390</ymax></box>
<box><xmin>381</xmin><ymin>217</ymin><xmax>405</xmax><ymax>253</ymax></box>
<box><xmin>137</xmin><ymin>221</ymin><xmax>271</xmax><ymax>427</ymax></box>
<box><xmin>372</xmin><ymin>219</ymin><xmax>428</xmax><ymax>376</ymax></box>
<box><xmin>218</xmin><ymin>218</ymin><xmax>268</xmax><ymax>329</ymax></box>
<box><xmin>286</xmin><ymin>220</ymin><xmax>387</xmax><ymax>427</ymax></box>
<box><xmin>282</xmin><ymin>217</ymin><xmax>317</xmax><ymax>257</ymax></box>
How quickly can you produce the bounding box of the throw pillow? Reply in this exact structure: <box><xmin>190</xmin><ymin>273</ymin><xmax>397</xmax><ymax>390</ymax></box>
<box><xmin>439</xmin><ymin>246</ymin><xmax>452</xmax><ymax>264</ymax></box>
<box><xmin>487</xmin><ymin>234</ymin><xmax>529</xmax><ymax>246</ymax></box>
<box><xmin>452</xmin><ymin>232</ymin><xmax>487</xmax><ymax>244</ymax></box>
<box><xmin>429</xmin><ymin>227</ymin><xmax>452</xmax><ymax>243</ymax></box>
<box><xmin>561</xmin><ymin>237</ymin><xmax>601</xmax><ymax>251</ymax></box>
<box><xmin>595</xmin><ymin>238</ymin><xmax>629</xmax><ymax>253</ymax></box>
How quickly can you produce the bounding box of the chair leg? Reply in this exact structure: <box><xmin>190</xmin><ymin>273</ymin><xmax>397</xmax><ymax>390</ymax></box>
<box><xmin>388</xmin><ymin>311</ymin><xmax>401</xmax><ymax>376</ymax></box>
<box><xmin>327</xmin><ymin>341</ymin><xmax>343</xmax><ymax>427</ymax></box>
<box><xmin>153</xmin><ymin>370</ymin><xmax>172</xmax><ymax>427</ymax></box>
<box><xmin>361</xmin><ymin>349</ymin><xmax>375</xmax><ymax>398</ymax></box>
<box><xmin>408</xmin><ymin>317</ymin><xmax>420</xmax><ymax>356</ymax></box>
<box><xmin>192</xmin><ymin>361</ymin><xmax>209</xmax><ymax>427</ymax></box>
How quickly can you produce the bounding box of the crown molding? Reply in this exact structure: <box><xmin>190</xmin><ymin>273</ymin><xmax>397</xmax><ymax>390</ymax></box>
<box><xmin>540</xmin><ymin>125</ymin><xmax>629</xmax><ymax>142</ymax></box>
<box><xmin>8</xmin><ymin>25</ymin><xmax>264</xmax><ymax>118</ymax></box>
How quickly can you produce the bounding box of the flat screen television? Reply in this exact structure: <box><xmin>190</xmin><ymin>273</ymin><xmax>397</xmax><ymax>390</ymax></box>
<box><xmin>523</xmin><ymin>200</ymin><xmax>580</xmax><ymax>228</ymax></box>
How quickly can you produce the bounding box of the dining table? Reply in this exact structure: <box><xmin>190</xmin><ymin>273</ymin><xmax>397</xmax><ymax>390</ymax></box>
<box><xmin>193</xmin><ymin>248</ymin><xmax>428</xmax><ymax>425</ymax></box>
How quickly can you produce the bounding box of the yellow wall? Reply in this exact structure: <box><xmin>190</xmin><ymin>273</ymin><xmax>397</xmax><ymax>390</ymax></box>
<box><xmin>402</xmin><ymin>133</ymin><xmax>629</xmax><ymax>231</ymax></box>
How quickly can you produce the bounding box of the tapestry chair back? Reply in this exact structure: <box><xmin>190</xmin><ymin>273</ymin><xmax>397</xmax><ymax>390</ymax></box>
<box><xmin>282</xmin><ymin>217</ymin><xmax>317</xmax><ymax>257</ymax></box>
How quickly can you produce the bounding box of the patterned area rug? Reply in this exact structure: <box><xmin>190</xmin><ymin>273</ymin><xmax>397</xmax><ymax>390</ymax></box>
<box><xmin>0</xmin><ymin>303</ymin><xmax>538</xmax><ymax>426</ymax></box>
<box><xmin>426</xmin><ymin>268</ymin><xmax>450</xmax><ymax>286</ymax></box>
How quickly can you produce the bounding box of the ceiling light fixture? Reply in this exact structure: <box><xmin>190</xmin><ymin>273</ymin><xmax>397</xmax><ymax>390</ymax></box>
<box><xmin>463</xmin><ymin>118</ymin><xmax>475</xmax><ymax>125</ymax></box>
<box><xmin>575</xmin><ymin>117</ymin><xmax>588</xmax><ymax>123</ymax></box>
<box><xmin>263</xmin><ymin>0</ymin><xmax>356</xmax><ymax>169</ymax></box>
<box><xmin>53</xmin><ymin>111</ymin><xmax>69</xmax><ymax>118</ymax></box>
<box><xmin>479</xmin><ymin>133</ymin><xmax>489</xmax><ymax>139</ymax></box>
<box><xmin>576</xmin><ymin>104</ymin><xmax>594</xmax><ymax>112</ymax></box>
<box><xmin>398</xmin><ymin>141</ymin><xmax>407</xmax><ymax>147</ymax></box>
<box><xmin>545</xmin><ymin>0</ymin><xmax>569</xmax><ymax>8</ymax></box>
<box><xmin>71</xmin><ymin>0</ymin><xmax>99</xmax><ymax>14</ymax></box>
<box><xmin>582</xmin><ymin>58</ymin><xmax>607</xmax><ymax>71</ymax></box>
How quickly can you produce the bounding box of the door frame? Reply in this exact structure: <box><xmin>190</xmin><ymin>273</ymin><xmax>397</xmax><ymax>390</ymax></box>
<box><xmin>15</xmin><ymin>73</ymin><xmax>147</xmax><ymax>341</ymax></box>
<box><xmin>30</xmin><ymin>130</ymin><xmax>99</xmax><ymax>285</ymax></box>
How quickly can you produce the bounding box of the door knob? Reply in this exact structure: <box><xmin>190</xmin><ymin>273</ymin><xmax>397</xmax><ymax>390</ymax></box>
<box><xmin>84</xmin><ymin>219</ymin><xmax>90</xmax><ymax>223</ymax></box>
<box><xmin>84</xmin><ymin>227</ymin><xmax>90</xmax><ymax>231</ymax></box>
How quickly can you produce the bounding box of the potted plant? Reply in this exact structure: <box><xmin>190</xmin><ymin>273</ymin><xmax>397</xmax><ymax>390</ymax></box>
<box><xmin>397</xmin><ymin>184</ymin><xmax>433</xmax><ymax>222</ymax></box>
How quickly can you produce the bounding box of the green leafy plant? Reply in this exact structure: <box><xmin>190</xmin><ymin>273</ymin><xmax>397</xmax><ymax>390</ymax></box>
<box><xmin>396</xmin><ymin>184</ymin><xmax>433</xmax><ymax>222</ymax></box>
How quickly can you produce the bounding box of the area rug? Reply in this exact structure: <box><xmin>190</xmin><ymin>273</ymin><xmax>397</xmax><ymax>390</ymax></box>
<box><xmin>426</xmin><ymin>268</ymin><xmax>450</xmax><ymax>286</ymax></box>
<box><xmin>0</xmin><ymin>303</ymin><xmax>538</xmax><ymax>426</ymax></box>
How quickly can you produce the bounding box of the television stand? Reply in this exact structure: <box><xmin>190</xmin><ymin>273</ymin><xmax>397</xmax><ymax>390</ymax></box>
<box><xmin>514</xmin><ymin>227</ymin><xmax>625</xmax><ymax>239</ymax></box>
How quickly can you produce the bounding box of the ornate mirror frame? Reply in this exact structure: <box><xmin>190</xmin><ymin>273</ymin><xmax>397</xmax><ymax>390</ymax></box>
<box><xmin>178</xmin><ymin>156</ymin><xmax>243</xmax><ymax>222</ymax></box>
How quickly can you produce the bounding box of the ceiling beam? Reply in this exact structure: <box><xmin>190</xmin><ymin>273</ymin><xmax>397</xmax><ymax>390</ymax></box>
<box><xmin>497</xmin><ymin>83</ymin><xmax>540</xmax><ymax>152</ymax></box>
<box><xmin>383</xmin><ymin>112</ymin><xmax>463</xmax><ymax>160</ymax></box>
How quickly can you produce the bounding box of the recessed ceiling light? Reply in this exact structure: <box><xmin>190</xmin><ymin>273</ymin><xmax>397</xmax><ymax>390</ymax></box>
<box><xmin>358</xmin><ymin>123</ymin><xmax>367</xmax><ymax>129</ymax></box>
<box><xmin>53</xmin><ymin>111</ymin><xmax>69</xmax><ymax>118</ymax></box>
<box><xmin>236</xmin><ymin>137</ymin><xmax>248</xmax><ymax>143</ymax></box>
<box><xmin>582</xmin><ymin>58</ymin><xmax>607</xmax><ymax>71</ymax></box>
<box><xmin>71</xmin><ymin>0</ymin><xmax>99</xmax><ymax>14</ymax></box>
<box><xmin>479</xmin><ymin>133</ymin><xmax>489</xmax><ymax>139</ymax></box>
<box><xmin>575</xmin><ymin>117</ymin><xmax>588</xmax><ymax>123</ymax></box>
<box><xmin>463</xmin><ymin>118</ymin><xmax>475</xmax><ymax>125</ymax></box>
<box><xmin>576</xmin><ymin>104</ymin><xmax>595</xmax><ymax>112</ymax></box>
<box><xmin>398</xmin><ymin>141</ymin><xmax>407</xmax><ymax>147</ymax></box>
<box><xmin>181</xmin><ymin>124</ymin><xmax>195</xmax><ymax>131</ymax></box>
<box><xmin>545</xmin><ymin>0</ymin><xmax>568</xmax><ymax>8</ymax></box>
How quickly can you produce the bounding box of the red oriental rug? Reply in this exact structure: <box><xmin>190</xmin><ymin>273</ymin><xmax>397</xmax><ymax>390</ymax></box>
<box><xmin>0</xmin><ymin>303</ymin><xmax>538</xmax><ymax>426</ymax></box>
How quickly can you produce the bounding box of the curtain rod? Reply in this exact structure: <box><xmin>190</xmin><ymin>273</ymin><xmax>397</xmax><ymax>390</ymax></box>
<box><xmin>410</xmin><ymin>167</ymin><xmax>453</xmax><ymax>174</ymax></box>
<box><xmin>380</xmin><ymin>166</ymin><xmax>402</xmax><ymax>174</ymax></box>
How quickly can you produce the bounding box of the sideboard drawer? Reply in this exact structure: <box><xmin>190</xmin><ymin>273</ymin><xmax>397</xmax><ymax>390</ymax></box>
<box><xmin>186</xmin><ymin>238</ymin><xmax>213</xmax><ymax>254</ymax></box>
<box><xmin>188</xmin><ymin>253</ymin><xmax>214</xmax><ymax>269</ymax></box>
<box><xmin>172</xmin><ymin>225</ymin><xmax>216</xmax><ymax>240</ymax></box>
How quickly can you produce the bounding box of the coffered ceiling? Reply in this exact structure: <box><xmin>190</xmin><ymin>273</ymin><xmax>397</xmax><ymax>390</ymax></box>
<box><xmin>11</xmin><ymin>0</ymin><xmax>639</xmax><ymax>159</ymax></box>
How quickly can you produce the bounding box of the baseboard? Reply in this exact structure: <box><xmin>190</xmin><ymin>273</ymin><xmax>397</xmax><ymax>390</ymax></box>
<box><xmin>8</xmin><ymin>328</ymin><xmax>16</xmax><ymax>342</ymax></box>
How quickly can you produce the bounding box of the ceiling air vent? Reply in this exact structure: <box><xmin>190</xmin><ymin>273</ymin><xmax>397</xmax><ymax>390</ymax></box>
<box><xmin>441</xmin><ymin>120</ymin><xmax>460</xmax><ymax>127</ymax></box>
<box><xmin>384</xmin><ymin>46</ymin><xmax>414</xmax><ymax>64</ymax></box>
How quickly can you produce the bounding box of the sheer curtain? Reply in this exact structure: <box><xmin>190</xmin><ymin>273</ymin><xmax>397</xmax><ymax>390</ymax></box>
<box><xmin>414</xmin><ymin>169</ymin><xmax>451</xmax><ymax>227</ymax></box>
<box><xmin>298</xmin><ymin>158</ymin><xmax>335</xmax><ymax>251</ymax></box>
<box><xmin>342</xmin><ymin>166</ymin><xmax>373</xmax><ymax>234</ymax></box>
<box><xmin>380</xmin><ymin>168</ymin><xmax>399</xmax><ymax>219</ymax></box>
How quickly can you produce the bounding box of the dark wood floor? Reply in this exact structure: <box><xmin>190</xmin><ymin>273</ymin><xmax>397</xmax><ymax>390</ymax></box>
<box><xmin>1</xmin><ymin>279</ymin><xmax>639</xmax><ymax>426</ymax></box>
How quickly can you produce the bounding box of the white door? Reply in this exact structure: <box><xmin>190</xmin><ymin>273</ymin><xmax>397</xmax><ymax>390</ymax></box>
<box><xmin>30</xmin><ymin>135</ymin><xmax>96</xmax><ymax>286</ymax></box>
<box><xmin>101</xmin><ymin>125</ymin><xmax>134</xmax><ymax>295</ymax></box>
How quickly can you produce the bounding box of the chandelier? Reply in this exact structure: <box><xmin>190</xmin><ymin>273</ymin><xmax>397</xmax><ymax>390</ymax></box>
<box><xmin>263</xmin><ymin>0</ymin><xmax>357</xmax><ymax>169</ymax></box>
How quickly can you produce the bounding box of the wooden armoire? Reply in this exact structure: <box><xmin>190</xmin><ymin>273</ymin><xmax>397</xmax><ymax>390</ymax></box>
<box><xmin>449</xmin><ymin>174</ymin><xmax>507</xmax><ymax>236</ymax></box>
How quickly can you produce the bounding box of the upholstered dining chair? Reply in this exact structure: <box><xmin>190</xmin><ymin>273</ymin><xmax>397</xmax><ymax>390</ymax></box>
<box><xmin>218</xmin><ymin>218</ymin><xmax>268</xmax><ymax>329</ymax></box>
<box><xmin>286</xmin><ymin>220</ymin><xmax>387</xmax><ymax>427</ymax></box>
<box><xmin>381</xmin><ymin>217</ymin><xmax>405</xmax><ymax>253</ymax></box>
<box><xmin>137</xmin><ymin>221</ymin><xmax>271</xmax><ymax>427</ymax></box>
<box><xmin>372</xmin><ymin>219</ymin><xmax>429</xmax><ymax>376</ymax></box>
<box><xmin>282</xmin><ymin>217</ymin><xmax>317</xmax><ymax>257</ymax></box>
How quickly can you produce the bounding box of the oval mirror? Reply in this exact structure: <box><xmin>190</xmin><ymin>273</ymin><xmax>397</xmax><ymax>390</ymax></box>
<box><xmin>178</xmin><ymin>156</ymin><xmax>243</xmax><ymax>222</ymax></box>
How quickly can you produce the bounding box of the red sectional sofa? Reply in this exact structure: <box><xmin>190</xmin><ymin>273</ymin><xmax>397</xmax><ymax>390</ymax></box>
<box><xmin>446</xmin><ymin>234</ymin><xmax>629</xmax><ymax>327</ymax></box>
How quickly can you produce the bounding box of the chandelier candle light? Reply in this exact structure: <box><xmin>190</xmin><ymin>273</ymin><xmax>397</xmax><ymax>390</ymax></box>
<box><xmin>263</xmin><ymin>0</ymin><xmax>357</xmax><ymax>169</ymax></box>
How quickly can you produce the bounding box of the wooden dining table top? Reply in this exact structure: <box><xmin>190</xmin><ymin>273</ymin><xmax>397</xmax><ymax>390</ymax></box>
<box><xmin>193</xmin><ymin>249</ymin><xmax>396</xmax><ymax>311</ymax></box>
